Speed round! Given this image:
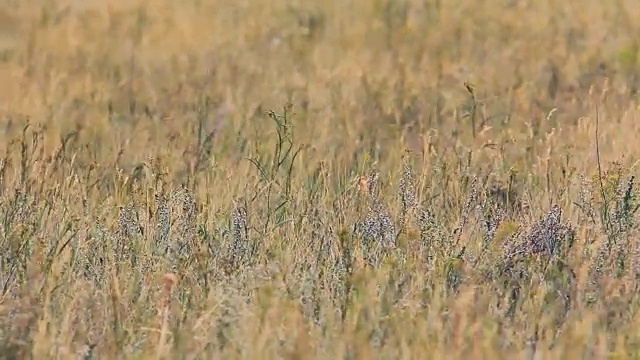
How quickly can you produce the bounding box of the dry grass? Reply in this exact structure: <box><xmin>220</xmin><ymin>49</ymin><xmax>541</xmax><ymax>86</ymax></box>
<box><xmin>1</xmin><ymin>0</ymin><xmax>640</xmax><ymax>358</ymax></box>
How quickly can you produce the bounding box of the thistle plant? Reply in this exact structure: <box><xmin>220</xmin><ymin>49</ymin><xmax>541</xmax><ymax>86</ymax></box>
<box><xmin>525</xmin><ymin>205</ymin><xmax>574</xmax><ymax>258</ymax></box>
<box><xmin>230</xmin><ymin>197</ymin><xmax>249</xmax><ymax>270</ymax></box>
<box><xmin>398</xmin><ymin>151</ymin><xmax>418</xmax><ymax>229</ymax></box>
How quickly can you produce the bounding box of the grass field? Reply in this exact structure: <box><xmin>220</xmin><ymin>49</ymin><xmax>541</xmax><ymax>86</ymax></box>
<box><xmin>2</xmin><ymin>0</ymin><xmax>640</xmax><ymax>358</ymax></box>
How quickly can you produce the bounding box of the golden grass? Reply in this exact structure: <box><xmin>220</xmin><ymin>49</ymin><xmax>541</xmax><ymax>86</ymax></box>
<box><xmin>1</xmin><ymin>0</ymin><xmax>640</xmax><ymax>358</ymax></box>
